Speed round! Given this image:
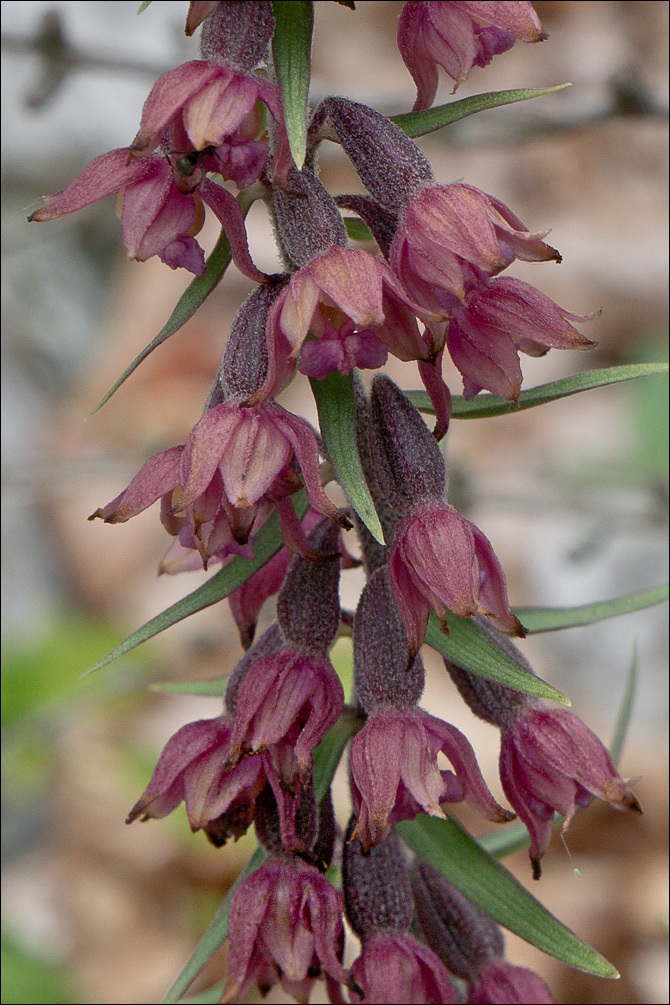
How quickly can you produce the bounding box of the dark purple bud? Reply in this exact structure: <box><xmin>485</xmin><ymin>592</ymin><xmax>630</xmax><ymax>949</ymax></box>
<box><xmin>254</xmin><ymin>778</ymin><xmax>318</xmax><ymax>857</ymax></box>
<box><xmin>200</xmin><ymin>1</ymin><xmax>275</xmax><ymax>70</ymax></box>
<box><xmin>410</xmin><ymin>861</ymin><xmax>504</xmax><ymax>983</ymax></box>
<box><xmin>310</xmin><ymin>789</ymin><xmax>337</xmax><ymax>872</ymax></box>
<box><xmin>352</xmin><ymin>371</ymin><xmax>397</xmax><ymax>574</ymax></box>
<box><xmin>271</xmin><ymin>168</ymin><xmax>348</xmax><ymax>270</ymax></box>
<box><xmin>221</xmin><ymin>282</ymin><xmax>288</xmax><ymax>400</ymax></box>
<box><xmin>342</xmin><ymin>822</ymin><xmax>413</xmax><ymax>940</ymax></box>
<box><xmin>369</xmin><ymin>375</ymin><xmax>446</xmax><ymax>515</ymax></box>
<box><xmin>224</xmin><ymin>621</ymin><xmax>285</xmax><ymax>716</ymax></box>
<box><xmin>444</xmin><ymin>617</ymin><xmax>535</xmax><ymax>728</ymax></box>
<box><xmin>354</xmin><ymin>568</ymin><xmax>424</xmax><ymax>714</ymax></box>
<box><xmin>276</xmin><ymin>518</ymin><xmax>342</xmax><ymax>652</ymax></box>
<box><xmin>334</xmin><ymin>194</ymin><xmax>399</xmax><ymax>258</ymax></box>
<box><xmin>317</xmin><ymin>97</ymin><xmax>434</xmax><ymax>214</ymax></box>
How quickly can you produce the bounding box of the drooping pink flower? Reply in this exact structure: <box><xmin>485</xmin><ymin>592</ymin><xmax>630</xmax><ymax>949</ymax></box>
<box><xmin>223</xmin><ymin>855</ymin><xmax>348</xmax><ymax>1003</ymax></box>
<box><xmin>349</xmin><ymin>706</ymin><xmax>512</xmax><ymax>850</ymax></box>
<box><xmin>28</xmin><ymin>141</ymin><xmax>267</xmax><ymax>278</ymax></box>
<box><xmin>468</xmin><ymin>959</ymin><xmax>554</xmax><ymax>1003</ymax></box>
<box><xmin>398</xmin><ymin>2</ymin><xmax>546</xmax><ymax>110</ymax></box>
<box><xmin>268</xmin><ymin>245</ymin><xmax>433</xmax><ymax>370</ymax></box>
<box><xmin>348</xmin><ymin>933</ymin><xmax>456</xmax><ymax>1004</ymax></box>
<box><xmin>447</xmin><ymin>276</ymin><xmax>596</xmax><ymax>400</ymax></box>
<box><xmin>499</xmin><ymin>706</ymin><xmax>642</xmax><ymax>879</ymax></box>
<box><xmin>389</xmin><ymin>499</ymin><xmax>525</xmax><ymax>658</ymax></box>
<box><xmin>29</xmin><ymin>150</ymin><xmax>209</xmax><ymax>275</ymax></box>
<box><xmin>125</xmin><ymin>714</ymin><xmax>317</xmax><ymax>850</ymax></box>
<box><xmin>390</xmin><ymin>183</ymin><xmax>561</xmax><ymax>315</ymax></box>
<box><xmin>129</xmin><ymin>58</ymin><xmax>279</xmax><ymax>160</ymax></box>
<box><xmin>90</xmin><ymin>399</ymin><xmax>346</xmax><ymax>564</ymax></box>
<box><xmin>226</xmin><ymin>647</ymin><xmax>345</xmax><ymax>780</ymax></box>
<box><xmin>298</xmin><ymin>317</ymin><xmax>389</xmax><ymax>379</ymax></box>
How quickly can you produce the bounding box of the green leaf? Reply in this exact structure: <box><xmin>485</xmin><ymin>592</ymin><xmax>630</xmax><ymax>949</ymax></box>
<box><xmin>396</xmin><ymin>814</ymin><xmax>619</xmax><ymax>978</ymax></box>
<box><xmin>406</xmin><ymin>363</ymin><xmax>670</xmax><ymax>420</ymax></box>
<box><xmin>180</xmin><ymin>988</ymin><xmax>224</xmax><ymax>1004</ymax></box>
<box><xmin>150</xmin><ymin>678</ymin><xmax>227</xmax><ymax>697</ymax></box>
<box><xmin>160</xmin><ymin>711</ymin><xmax>358</xmax><ymax>1003</ymax></box>
<box><xmin>391</xmin><ymin>84</ymin><xmax>571</xmax><ymax>138</ymax></box>
<box><xmin>516</xmin><ymin>584</ymin><xmax>669</xmax><ymax>633</ymax></box>
<box><xmin>310</xmin><ymin>371</ymin><xmax>385</xmax><ymax>543</ymax></box>
<box><xmin>424</xmin><ymin>614</ymin><xmax>569</xmax><ymax>704</ymax></box>
<box><xmin>609</xmin><ymin>644</ymin><xmax>638</xmax><ymax>766</ymax></box>
<box><xmin>343</xmin><ymin>217</ymin><xmax>374</xmax><ymax>243</ymax></box>
<box><xmin>90</xmin><ymin>190</ymin><xmax>258</xmax><ymax>414</ymax></box>
<box><xmin>271</xmin><ymin>1</ymin><xmax>313</xmax><ymax>169</ymax></box>
<box><xmin>137</xmin><ymin>0</ymin><xmax>152</xmax><ymax>11</ymax></box>
<box><xmin>84</xmin><ymin>492</ymin><xmax>310</xmax><ymax>675</ymax></box>
<box><xmin>479</xmin><ymin>648</ymin><xmax>639</xmax><ymax>859</ymax></box>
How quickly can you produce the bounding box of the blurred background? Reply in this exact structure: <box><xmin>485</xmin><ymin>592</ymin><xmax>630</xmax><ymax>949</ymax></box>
<box><xmin>1</xmin><ymin>2</ymin><xmax>668</xmax><ymax>1002</ymax></box>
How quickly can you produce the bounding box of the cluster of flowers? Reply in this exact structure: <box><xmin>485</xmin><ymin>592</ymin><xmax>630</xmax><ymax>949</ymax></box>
<box><xmin>31</xmin><ymin>2</ymin><xmax>642</xmax><ymax>1002</ymax></box>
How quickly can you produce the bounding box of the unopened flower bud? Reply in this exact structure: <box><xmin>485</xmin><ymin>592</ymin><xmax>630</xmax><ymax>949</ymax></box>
<box><xmin>369</xmin><ymin>376</ymin><xmax>446</xmax><ymax>516</ymax></box>
<box><xmin>276</xmin><ymin>517</ymin><xmax>342</xmax><ymax>652</ymax></box>
<box><xmin>200</xmin><ymin>0</ymin><xmax>275</xmax><ymax>70</ymax></box>
<box><xmin>271</xmin><ymin>167</ymin><xmax>348</xmax><ymax>270</ymax></box>
<box><xmin>354</xmin><ymin>568</ymin><xmax>424</xmax><ymax>713</ymax></box>
<box><xmin>221</xmin><ymin>282</ymin><xmax>290</xmax><ymax>401</ymax></box>
<box><xmin>317</xmin><ymin>97</ymin><xmax>433</xmax><ymax>213</ymax></box>
<box><xmin>343</xmin><ymin>824</ymin><xmax>413</xmax><ymax>940</ymax></box>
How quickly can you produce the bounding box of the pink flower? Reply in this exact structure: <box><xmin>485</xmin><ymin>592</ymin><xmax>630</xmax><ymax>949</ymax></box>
<box><xmin>390</xmin><ymin>183</ymin><xmax>561</xmax><ymax>315</ymax></box>
<box><xmin>467</xmin><ymin>959</ymin><xmax>554</xmax><ymax>1003</ymax></box>
<box><xmin>28</xmin><ymin>143</ymin><xmax>266</xmax><ymax>278</ymax></box>
<box><xmin>29</xmin><ymin>149</ymin><xmax>209</xmax><ymax>275</ymax></box>
<box><xmin>226</xmin><ymin>647</ymin><xmax>345</xmax><ymax>780</ymax></box>
<box><xmin>223</xmin><ymin>855</ymin><xmax>348</xmax><ymax>1003</ymax></box>
<box><xmin>349</xmin><ymin>933</ymin><xmax>456</xmax><ymax>1004</ymax></box>
<box><xmin>90</xmin><ymin>399</ymin><xmax>346</xmax><ymax>564</ymax></box>
<box><xmin>126</xmin><ymin>715</ymin><xmax>316</xmax><ymax>850</ymax></box>
<box><xmin>398</xmin><ymin>1</ymin><xmax>546</xmax><ymax>109</ymax></box>
<box><xmin>128</xmin><ymin>59</ymin><xmax>280</xmax><ymax>160</ymax></box>
<box><xmin>499</xmin><ymin>706</ymin><xmax>642</xmax><ymax>878</ymax></box>
<box><xmin>389</xmin><ymin>499</ymin><xmax>525</xmax><ymax>659</ymax></box>
<box><xmin>269</xmin><ymin>245</ymin><xmax>433</xmax><ymax>370</ymax></box>
<box><xmin>447</xmin><ymin>276</ymin><xmax>596</xmax><ymax>401</ymax></box>
<box><xmin>349</xmin><ymin>706</ymin><xmax>512</xmax><ymax>850</ymax></box>
<box><xmin>298</xmin><ymin>317</ymin><xmax>389</xmax><ymax>379</ymax></box>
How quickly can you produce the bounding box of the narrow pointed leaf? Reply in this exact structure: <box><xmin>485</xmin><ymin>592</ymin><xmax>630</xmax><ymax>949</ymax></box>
<box><xmin>84</xmin><ymin>492</ymin><xmax>309</xmax><ymax>675</ymax></box>
<box><xmin>90</xmin><ymin>190</ymin><xmax>258</xmax><ymax>414</ymax></box>
<box><xmin>310</xmin><ymin>371</ymin><xmax>385</xmax><ymax>543</ymax></box>
<box><xmin>516</xmin><ymin>584</ymin><xmax>668</xmax><ymax>633</ymax></box>
<box><xmin>344</xmin><ymin>217</ymin><xmax>374</xmax><ymax>242</ymax></box>
<box><xmin>137</xmin><ymin>1</ymin><xmax>152</xmax><ymax>11</ymax></box>
<box><xmin>271</xmin><ymin>1</ymin><xmax>313</xmax><ymax>169</ymax></box>
<box><xmin>391</xmin><ymin>84</ymin><xmax>571</xmax><ymax>138</ymax></box>
<box><xmin>160</xmin><ymin>711</ymin><xmax>357</xmax><ymax>1003</ymax></box>
<box><xmin>406</xmin><ymin>363</ymin><xmax>669</xmax><ymax>419</ymax></box>
<box><xmin>396</xmin><ymin>814</ymin><xmax>619</xmax><ymax>978</ymax></box>
<box><xmin>480</xmin><ymin>650</ymin><xmax>638</xmax><ymax>858</ymax></box>
<box><xmin>424</xmin><ymin>613</ymin><xmax>569</xmax><ymax>704</ymax></box>
<box><xmin>609</xmin><ymin>644</ymin><xmax>638</xmax><ymax>765</ymax></box>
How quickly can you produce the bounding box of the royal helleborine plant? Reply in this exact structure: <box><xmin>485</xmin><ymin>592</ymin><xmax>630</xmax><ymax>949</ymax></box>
<box><xmin>30</xmin><ymin>2</ymin><xmax>667</xmax><ymax>1002</ymax></box>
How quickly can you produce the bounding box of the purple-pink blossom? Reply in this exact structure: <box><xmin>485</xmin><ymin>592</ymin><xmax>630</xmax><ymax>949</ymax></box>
<box><xmin>223</xmin><ymin>855</ymin><xmax>348</xmax><ymax>1003</ymax></box>
<box><xmin>90</xmin><ymin>399</ymin><xmax>345</xmax><ymax>564</ymax></box>
<box><xmin>390</xmin><ymin>182</ymin><xmax>561</xmax><ymax>315</ymax></box>
<box><xmin>398</xmin><ymin>2</ymin><xmax>546</xmax><ymax>109</ymax></box>
<box><xmin>500</xmin><ymin>706</ymin><xmax>642</xmax><ymax>878</ymax></box>
<box><xmin>389</xmin><ymin>499</ymin><xmax>525</xmax><ymax>658</ymax></box>
<box><xmin>349</xmin><ymin>706</ymin><xmax>513</xmax><ymax>850</ymax></box>
<box><xmin>348</xmin><ymin>933</ymin><xmax>456</xmax><ymax>1004</ymax></box>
